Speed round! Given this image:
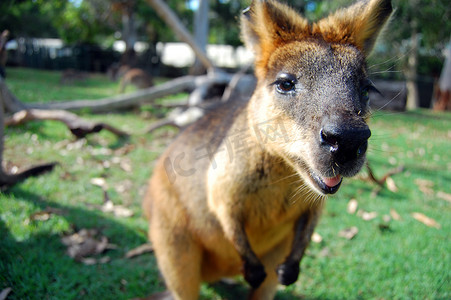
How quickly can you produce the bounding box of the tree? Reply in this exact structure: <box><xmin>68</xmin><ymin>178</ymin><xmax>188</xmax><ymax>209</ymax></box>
<box><xmin>363</xmin><ymin>0</ymin><xmax>450</xmax><ymax>109</ymax></box>
<box><xmin>190</xmin><ymin>0</ymin><xmax>209</xmax><ymax>75</ymax></box>
<box><xmin>394</xmin><ymin>0</ymin><xmax>450</xmax><ymax>109</ymax></box>
<box><xmin>0</xmin><ymin>0</ymin><xmax>62</xmax><ymax>39</ymax></box>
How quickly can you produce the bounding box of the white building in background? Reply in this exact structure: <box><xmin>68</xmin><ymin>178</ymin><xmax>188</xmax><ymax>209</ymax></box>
<box><xmin>113</xmin><ymin>40</ymin><xmax>253</xmax><ymax>69</ymax></box>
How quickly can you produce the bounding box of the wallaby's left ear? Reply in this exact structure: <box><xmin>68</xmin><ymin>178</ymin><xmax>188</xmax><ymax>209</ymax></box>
<box><xmin>313</xmin><ymin>0</ymin><xmax>392</xmax><ymax>55</ymax></box>
<box><xmin>241</xmin><ymin>0</ymin><xmax>310</xmax><ymax>77</ymax></box>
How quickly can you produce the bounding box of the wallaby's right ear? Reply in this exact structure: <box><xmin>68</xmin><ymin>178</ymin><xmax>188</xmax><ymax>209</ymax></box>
<box><xmin>314</xmin><ymin>0</ymin><xmax>392</xmax><ymax>56</ymax></box>
<box><xmin>241</xmin><ymin>0</ymin><xmax>310</xmax><ymax>77</ymax></box>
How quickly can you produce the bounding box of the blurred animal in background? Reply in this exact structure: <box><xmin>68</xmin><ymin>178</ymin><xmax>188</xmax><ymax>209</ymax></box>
<box><xmin>119</xmin><ymin>67</ymin><xmax>153</xmax><ymax>93</ymax></box>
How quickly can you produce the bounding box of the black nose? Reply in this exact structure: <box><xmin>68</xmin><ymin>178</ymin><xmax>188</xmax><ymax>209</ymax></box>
<box><xmin>320</xmin><ymin>124</ymin><xmax>371</xmax><ymax>164</ymax></box>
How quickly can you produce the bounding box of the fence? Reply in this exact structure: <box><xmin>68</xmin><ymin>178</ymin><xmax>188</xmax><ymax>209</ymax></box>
<box><xmin>7</xmin><ymin>38</ymin><xmax>121</xmax><ymax>72</ymax></box>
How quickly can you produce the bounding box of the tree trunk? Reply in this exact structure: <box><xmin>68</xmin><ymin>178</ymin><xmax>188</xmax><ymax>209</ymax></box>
<box><xmin>405</xmin><ymin>17</ymin><xmax>420</xmax><ymax>110</ymax></box>
<box><xmin>190</xmin><ymin>0</ymin><xmax>209</xmax><ymax>75</ymax></box>
<box><xmin>122</xmin><ymin>0</ymin><xmax>137</xmax><ymax>53</ymax></box>
<box><xmin>146</xmin><ymin>0</ymin><xmax>215</xmax><ymax>72</ymax></box>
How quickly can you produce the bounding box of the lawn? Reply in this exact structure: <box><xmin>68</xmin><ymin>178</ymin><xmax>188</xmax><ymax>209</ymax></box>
<box><xmin>1</xmin><ymin>67</ymin><xmax>450</xmax><ymax>299</ymax></box>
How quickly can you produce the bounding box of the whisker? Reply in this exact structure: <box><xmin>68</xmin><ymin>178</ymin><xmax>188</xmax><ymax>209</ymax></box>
<box><xmin>368</xmin><ymin>86</ymin><xmax>407</xmax><ymax>116</ymax></box>
<box><xmin>368</xmin><ymin>46</ymin><xmax>415</xmax><ymax>70</ymax></box>
<box><xmin>270</xmin><ymin>172</ymin><xmax>299</xmax><ymax>185</ymax></box>
<box><xmin>369</xmin><ymin>70</ymin><xmax>403</xmax><ymax>75</ymax></box>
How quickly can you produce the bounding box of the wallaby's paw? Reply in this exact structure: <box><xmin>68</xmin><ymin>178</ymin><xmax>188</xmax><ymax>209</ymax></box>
<box><xmin>243</xmin><ymin>261</ymin><xmax>267</xmax><ymax>288</ymax></box>
<box><xmin>277</xmin><ymin>261</ymin><xmax>300</xmax><ymax>286</ymax></box>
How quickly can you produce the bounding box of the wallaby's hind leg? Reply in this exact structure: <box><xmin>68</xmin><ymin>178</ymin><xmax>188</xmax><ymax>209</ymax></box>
<box><xmin>149</xmin><ymin>209</ymin><xmax>202</xmax><ymax>300</ymax></box>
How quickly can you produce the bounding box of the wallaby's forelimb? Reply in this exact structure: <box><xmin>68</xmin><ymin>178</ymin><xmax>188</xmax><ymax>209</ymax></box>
<box><xmin>277</xmin><ymin>209</ymin><xmax>320</xmax><ymax>285</ymax></box>
<box><xmin>226</xmin><ymin>222</ymin><xmax>267</xmax><ymax>288</ymax></box>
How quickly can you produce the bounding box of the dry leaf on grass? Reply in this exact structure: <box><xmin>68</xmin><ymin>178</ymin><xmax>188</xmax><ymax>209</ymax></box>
<box><xmin>347</xmin><ymin>199</ymin><xmax>358</xmax><ymax>214</ymax></box>
<box><xmin>390</xmin><ymin>209</ymin><xmax>402</xmax><ymax>221</ymax></box>
<box><xmin>311</xmin><ymin>232</ymin><xmax>323</xmax><ymax>243</ymax></box>
<box><xmin>101</xmin><ymin>193</ymin><xmax>134</xmax><ymax>218</ymax></box>
<box><xmin>338</xmin><ymin>227</ymin><xmax>358</xmax><ymax>240</ymax></box>
<box><xmin>26</xmin><ymin>207</ymin><xmax>66</xmax><ymax>224</ymax></box>
<box><xmin>378</xmin><ymin>215</ymin><xmax>393</xmax><ymax>232</ymax></box>
<box><xmin>114</xmin><ymin>144</ymin><xmax>135</xmax><ymax>156</ymax></box>
<box><xmin>125</xmin><ymin>243</ymin><xmax>154</xmax><ymax>258</ymax></box>
<box><xmin>386</xmin><ymin>177</ymin><xmax>398</xmax><ymax>192</ymax></box>
<box><xmin>437</xmin><ymin>191</ymin><xmax>451</xmax><ymax>203</ymax></box>
<box><xmin>119</xmin><ymin>158</ymin><xmax>133</xmax><ymax>173</ymax></box>
<box><xmin>90</xmin><ymin>180</ymin><xmax>134</xmax><ymax>218</ymax></box>
<box><xmin>411</xmin><ymin>212</ymin><xmax>441</xmax><ymax>229</ymax></box>
<box><xmin>90</xmin><ymin>177</ymin><xmax>107</xmax><ymax>188</ymax></box>
<box><xmin>318</xmin><ymin>247</ymin><xmax>331</xmax><ymax>258</ymax></box>
<box><xmin>357</xmin><ymin>210</ymin><xmax>378</xmax><ymax>221</ymax></box>
<box><xmin>61</xmin><ymin>229</ymin><xmax>117</xmax><ymax>264</ymax></box>
<box><xmin>115</xmin><ymin>180</ymin><xmax>133</xmax><ymax>194</ymax></box>
<box><xmin>0</xmin><ymin>287</ymin><xmax>12</xmax><ymax>300</ymax></box>
<box><xmin>414</xmin><ymin>179</ymin><xmax>434</xmax><ymax>196</ymax></box>
<box><xmin>382</xmin><ymin>214</ymin><xmax>391</xmax><ymax>223</ymax></box>
<box><xmin>79</xmin><ymin>256</ymin><xmax>111</xmax><ymax>265</ymax></box>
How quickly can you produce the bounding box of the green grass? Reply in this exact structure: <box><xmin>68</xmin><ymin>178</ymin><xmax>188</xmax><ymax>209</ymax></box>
<box><xmin>6</xmin><ymin>68</ymin><xmax>119</xmax><ymax>102</ymax></box>
<box><xmin>1</xmin><ymin>68</ymin><xmax>450</xmax><ymax>299</ymax></box>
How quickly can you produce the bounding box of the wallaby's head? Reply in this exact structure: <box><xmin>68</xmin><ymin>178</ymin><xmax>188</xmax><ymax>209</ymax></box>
<box><xmin>242</xmin><ymin>0</ymin><xmax>392</xmax><ymax>195</ymax></box>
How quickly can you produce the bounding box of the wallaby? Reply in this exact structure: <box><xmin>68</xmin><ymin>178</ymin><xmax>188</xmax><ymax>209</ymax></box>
<box><xmin>143</xmin><ymin>0</ymin><xmax>392</xmax><ymax>299</ymax></box>
<box><xmin>119</xmin><ymin>68</ymin><xmax>153</xmax><ymax>93</ymax></box>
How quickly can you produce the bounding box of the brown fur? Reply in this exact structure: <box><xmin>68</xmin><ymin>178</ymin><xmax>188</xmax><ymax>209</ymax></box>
<box><xmin>143</xmin><ymin>1</ymin><xmax>392</xmax><ymax>299</ymax></box>
<box><xmin>119</xmin><ymin>68</ymin><xmax>153</xmax><ymax>93</ymax></box>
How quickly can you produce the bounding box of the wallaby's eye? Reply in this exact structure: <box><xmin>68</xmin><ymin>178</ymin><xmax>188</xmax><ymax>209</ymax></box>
<box><xmin>272</xmin><ymin>73</ymin><xmax>297</xmax><ymax>95</ymax></box>
<box><xmin>277</xmin><ymin>80</ymin><xmax>296</xmax><ymax>93</ymax></box>
<box><xmin>361</xmin><ymin>87</ymin><xmax>370</xmax><ymax>102</ymax></box>
<box><xmin>360</xmin><ymin>81</ymin><xmax>379</xmax><ymax>104</ymax></box>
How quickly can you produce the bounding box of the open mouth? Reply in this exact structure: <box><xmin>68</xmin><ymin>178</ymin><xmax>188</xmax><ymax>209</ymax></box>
<box><xmin>310</xmin><ymin>172</ymin><xmax>342</xmax><ymax>194</ymax></box>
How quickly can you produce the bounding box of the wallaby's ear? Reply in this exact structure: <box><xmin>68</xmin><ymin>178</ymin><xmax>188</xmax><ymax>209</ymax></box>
<box><xmin>313</xmin><ymin>0</ymin><xmax>392</xmax><ymax>56</ymax></box>
<box><xmin>241</xmin><ymin>0</ymin><xmax>310</xmax><ymax>75</ymax></box>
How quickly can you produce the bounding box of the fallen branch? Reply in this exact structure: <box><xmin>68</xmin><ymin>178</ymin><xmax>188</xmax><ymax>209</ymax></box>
<box><xmin>365</xmin><ymin>161</ymin><xmax>405</xmax><ymax>186</ymax></box>
<box><xmin>146</xmin><ymin>118</ymin><xmax>181</xmax><ymax>134</ymax></box>
<box><xmin>5</xmin><ymin>109</ymin><xmax>129</xmax><ymax>138</ymax></box>
<box><xmin>0</xmin><ymin>162</ymin><xmax>58</xmax><ymax>191</ymax></box>
<box><xmin>28</xmin><ymin>73</ymin><xmax>232</xmax><ymax>113</ymax></box>
<box><xmin>221</xmin><ymin>64</ymin><xmax>255</xmax><ymax>102</ymax></box>
<box><xmin>0</xmin><ymin>77</ymin><xmax>58</xmax><ymax>189</ymax></box>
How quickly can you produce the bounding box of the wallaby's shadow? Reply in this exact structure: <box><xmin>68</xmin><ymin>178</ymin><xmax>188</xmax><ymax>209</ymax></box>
<box><xmin>208</xmin><ymin>278</ymin><xmax>328</xmax><ymax>300</ymax></box>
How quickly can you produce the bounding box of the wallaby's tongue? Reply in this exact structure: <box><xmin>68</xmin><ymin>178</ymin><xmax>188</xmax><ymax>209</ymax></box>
<box><xmin>323</xmin><ymin>175</ymin><xmax>342</xmax><ymax>188</ymax></box>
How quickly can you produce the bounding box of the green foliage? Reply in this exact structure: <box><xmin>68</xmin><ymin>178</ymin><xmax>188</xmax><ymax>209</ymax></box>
<box><xmin>0</xmin><ymin>0</ymin><xmax>60</xmax><ymax>38</ymax></box>
<box><xmin>392</xmin><ymin>0</ymin><xmax>450</xmax><ymax>49</ymax></box>
<box><xmin>368</xmin><ymin>0</ymin><xmax>450</xmax><ymax>78</ymax></box>
<box><xmin>135</xmin><ymin>0</ymin><xmax>194</xmax><ymax>43</ymax></box>
<box><xmin>1</xmin><ymin>68</ymin><xmax>450</xmax><ymax>299</ymax></box>
<box><xmin>209</xmin><ymin>0</ymin><xmax>244</xmax><ymax>46</ymax></box>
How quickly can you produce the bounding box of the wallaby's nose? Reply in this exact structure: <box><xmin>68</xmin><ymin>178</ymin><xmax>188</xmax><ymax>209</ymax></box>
<box><xmin>320</xmin><ymin>124</ymin><xmax>371</xmax><ymax>164</ymax></box>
